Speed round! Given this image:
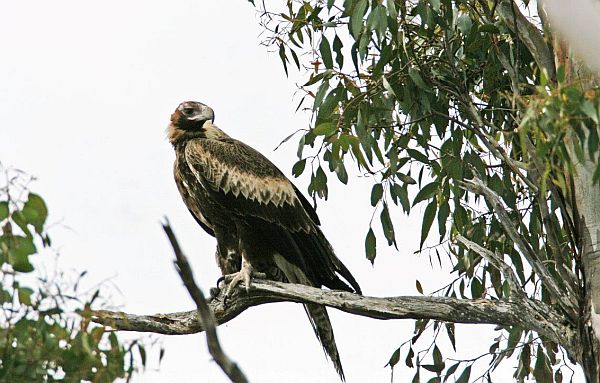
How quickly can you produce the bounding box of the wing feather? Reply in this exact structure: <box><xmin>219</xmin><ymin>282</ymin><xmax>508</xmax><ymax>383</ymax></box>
<box><xmin>184</xmin><ymin>138</ymin><xmax>315</xmax><ymax>233</ymax></box>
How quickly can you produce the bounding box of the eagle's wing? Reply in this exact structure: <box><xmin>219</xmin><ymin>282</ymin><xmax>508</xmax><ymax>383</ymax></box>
<box><xmin>184</xmin><ymin>138</ymin><xmax>317</xmax><ymax>233</ymax></box>
<box><xmin>183</xmin><ymin>138</ymin><xmax>361</xmax><ymax>294</ymax></box>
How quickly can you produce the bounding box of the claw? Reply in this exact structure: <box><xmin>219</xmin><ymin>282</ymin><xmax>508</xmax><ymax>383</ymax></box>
<box><xmin>222</xmin><ymin>261</ymin><xmax>266</xmax><ymax>297</ymax></box>
<box><xmin>207</xmin><ymin>287</ymin><xmax>221</xmax><ymax>303</ymax></box>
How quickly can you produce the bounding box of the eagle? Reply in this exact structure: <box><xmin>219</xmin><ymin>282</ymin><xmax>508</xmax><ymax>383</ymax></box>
<box><xmin>168</xmin><ymin>101</ymin><xmax>361</xmax><ymax>381</ymax></box>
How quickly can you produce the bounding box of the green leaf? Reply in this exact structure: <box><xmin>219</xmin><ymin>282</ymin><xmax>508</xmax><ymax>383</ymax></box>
<box><xmin>423</xmin><ymin>364</ymin><xmax>444</xmax><ymax>373</ymax></box>
<box><xmin>397</xmin><ymin>172</ymin><xmax>416</xmax><ymax>185</ymax></box>
<box><xmin>12</xmin><ymin>211</ymin><xmax>32</xmax><ymax>238</ymax></box>
<box><xmin>392</xmin><ymin>183</ymin><xmax>410</xmax><ymax>213</ymax></box>
<box><xmin>18</xmin><ymin>287</ymin><xmax>34</xmax><ymax>306</ymax></box>
<box><xmin>332</xmin><ymin>35</ymin><xmax>344</xmax><ymax>68</ymax></box>
<box><xmin>319</xmin><ymin>36</ymin><xmax>334</xmax><ymax>69</ymax></box>
<box><xmin>581</xmin><ymin>100</ymin><xmax>598</xmax><ymax>123</ymax></box>
<box><xmin>382</xmin><ymin>75</ymin><xmax>397</xmax><ymax>98</ymax></box>
<box><xmin>413</xmin><ymin>181</ymin><xmax>439</xmax><ymax>206</ymax></box>
<box><xmin>479</xmin><ymin>24</ymin><xmax>499</xmax><ymax>33</ymax></box>
<box><xmin>365</xmin><ymin>227</ymin><xmax>376</xmax><ymax>264</ymax></box>
<box><xmin>311</xmin><ymin>166</ymin><xmax>329</xmax><ymax>199</ymax></box>
<box><xmin>350</xmin><ymin>0</ymin><xmax>367</xmax><ymax>38</ymax></box>
<box><xmin>420</xmin><ymin>198</ymin><xmax>437</xmax><ymax>248</ymax></box>
<box><xmin>415</xmin><ymin>280</ymin><xmax>423</xmax><ymax>294</ymax></box>
<box><xmin>471</xmin><ymin>277</ymin><xmax>484</xmax><ymax>298</ymax></box>
<box><xmin>408</xmin><ymin>68</ymin><xmax>430</xmax><ymax>91</ymax></box>
<box><xmin>445</xmin><ymin>323</ymin><xmax>456</xmax><ymax>351</ymax></box>
<box><xmin>278</xmin><ymin>43</ymin><xmax>288</xmax><ymax>76</ymax></box>
<box><xmin>0</xmin><ymin>201</ymin><xmax>8</xmax><ymax>221</ymax></box>
<box><xmin>313</xmin><ymin>122</ymin><xmax>337</xmax><ymax>136</ymax></box>
<box><xmin>386</xmin><ymin>0</ymin><xmax>398</xmax><ymax>19</ymax></box>
<box><xmin>533</xmin><ymin>346</ymin><xmax>553</xmax><ymax>383</ymax></box>
<box><xmin>406</xmin><ymin>148</ymin><xmax>430</xmax><ymax>164</ymax></box>
<box><xmin>456</xmin><ymin>366</ymin><xmax>471</xmax><ymax>383</ymax></box>
<box><xmin>313</xmin><ymin>81</ymin><xmax>330</xmax><ymax>111</ymax></box>
<box><xmin>292</xmin><ymin>159</ymin><xmax>306</xmax><ymax>177</ymax></box>
<box><xmin>432</xmin><ymin>345</ymin><xmax>443</xmax><ymax>368</ymax></box>
<box><xmin>380</xmin><ymin>203</ymin><xmax>396</xmax><ymax>246</ymax></box>
<box><xmin>437</xmin><ymin>201</ymin><xmax>450</xmax><ymax>237</ymax></box>
<box><xmin>412</xmin><ymin>370</ymin><xmax>420</xmax><ymax>383</ymax></box>
<box><xmin>371</xmin><ymin>183</ymin><xmax>384</xmax><ymax>206</ymax></box>
<box><xmin>304</xmin><ymin>69</ymin><xmax>333</xmax><ymax>86</ymax></box>
<box><xmin>386</xmin><ymin>347</ymin><xmax>401</xmax><ymax>368</ymax></box>
<box><xmin>456</xmin><ymin>14</ymin><xmax>472</xmax><ymax>34</ymax></box>
<box><xmin>405</xmin><ymin>346</ymin><xmax>415</xmax><ymax>367</ymax></box>
<box><xmin>138</xmin><ymin>344</ymin><xmax>147</xmax><ymax>367</ymax></box>
<box><xmin>334</xmin><ymin>160</ymin><xmax>348</xmax><ymax>184</ymax></box>
<box><xmin>22</xmin><ymin>193</ymin><xmax>48</xmax><ymax>233</ymax></box>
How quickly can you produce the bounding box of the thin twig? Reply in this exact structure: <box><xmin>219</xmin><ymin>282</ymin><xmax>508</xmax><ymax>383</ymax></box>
<box><xmin>455</xmin><ymin>235</ymin><xmax>524</xmax><ymax>298</ymax></box>
<box><xmin>161</xmin><ymin>219</ymin><xmax>249</xmax><ymax>383</ymax></box>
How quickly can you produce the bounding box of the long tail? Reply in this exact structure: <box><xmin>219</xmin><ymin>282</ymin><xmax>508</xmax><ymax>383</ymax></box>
<box><xmin>304</xmin><ymin>303</ymin><xmax>345</xmax><ymax>381</ymax></box>
<box><xmin>273</xmin><ymin>253</ymin><xmax>346</xmax><ymax>381</ymax></box>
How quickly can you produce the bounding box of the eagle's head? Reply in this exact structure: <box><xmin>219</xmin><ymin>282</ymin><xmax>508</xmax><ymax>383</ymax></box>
<box><xmin>168</xmin><ymin>101</ymin><xmax>228</xmax><ymax>144</ymax></box>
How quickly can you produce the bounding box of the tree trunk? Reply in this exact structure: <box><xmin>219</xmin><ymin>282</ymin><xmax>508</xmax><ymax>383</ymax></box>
<box><xmin>556</xmin><ymin>38</ymin><xmax>600</xmax><ymax>382</ymax></box>
<box><xmin>572</xmin><ymin>137</ymin><xmax>600</xmax><ymax>383</ymax></box>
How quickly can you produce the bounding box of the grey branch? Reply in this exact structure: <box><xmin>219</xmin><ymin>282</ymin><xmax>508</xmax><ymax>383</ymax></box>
<box><xmin>91</xmin><ymin>278</ymin><xmax>576</xmax><ymax>359</ymax></box>
<box><xmin>161</xmin><ymin>220</ymin><xmax>248</xmax><ymax>383</ymax></box>
<box><xmin>496</xmin><ymin>0</ymin><xmax>556</xmax><ymax>80</ymax></box>
<box><xmin>460</xmin><ymin>177</ymin><xmax>578</xmax><ymax>317</ymax></box>
<box><xmin>455</xmin><ymin>235</ymin><xmax>524</xmax><ymax>296</ymax></box>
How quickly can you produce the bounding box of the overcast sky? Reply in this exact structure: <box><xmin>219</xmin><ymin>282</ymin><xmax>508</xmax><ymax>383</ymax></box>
<box><xmin>0</xmin><ymin>1</ymin><xmax>580</xmax><ymax>382</ymax></box>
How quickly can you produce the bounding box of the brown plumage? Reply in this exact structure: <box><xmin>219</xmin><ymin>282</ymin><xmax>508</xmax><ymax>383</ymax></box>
<box><xmin>168</xmin><ymin>101</ymin><xmax>361</xmax><ymax>380</ymax></box>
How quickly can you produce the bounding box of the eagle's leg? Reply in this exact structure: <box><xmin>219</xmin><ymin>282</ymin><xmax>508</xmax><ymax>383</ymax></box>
<box><xmin>223</xmin><ymin>257</ymin><xmax>266</xmax><ymax>296</ymax></box>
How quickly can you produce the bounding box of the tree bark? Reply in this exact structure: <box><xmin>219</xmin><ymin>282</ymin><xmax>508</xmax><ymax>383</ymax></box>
<box><xmin>547</xmin><ymin>16</ymin><xmax>600</xmax><ymax>380</ymax></box>
<box><xmin>90</xmin><ymin>280</ymin><xmax>578</xmax><ymax>358</ymax></box>
<box><xmin>573</xmin><ymin>147</ymin><xmax>600</xmax><ymax>383</ymax></box>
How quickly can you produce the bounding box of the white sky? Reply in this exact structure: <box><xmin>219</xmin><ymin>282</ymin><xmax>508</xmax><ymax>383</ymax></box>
<box><xmin>0</xmin><ymin>1</ymin><xmax>582</xmax><ymax>382</ymax></box>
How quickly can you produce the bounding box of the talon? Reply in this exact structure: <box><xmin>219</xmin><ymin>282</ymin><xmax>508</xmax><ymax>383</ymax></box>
<box><xmin>208</xmin><ymin>287</ymin><xmax>220</xmax><ymax>303</ymax></box>
<box><xmin>222</xmin><ymin>261</ymin><xmax>265</xmax><ymax>297</ymax></box>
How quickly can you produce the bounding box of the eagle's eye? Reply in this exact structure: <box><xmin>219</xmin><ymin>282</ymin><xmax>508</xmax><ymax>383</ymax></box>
<box><xmin>182</xmin><ymin>107</ymin><xmax>195</xmax><ymax>116</ymax></box>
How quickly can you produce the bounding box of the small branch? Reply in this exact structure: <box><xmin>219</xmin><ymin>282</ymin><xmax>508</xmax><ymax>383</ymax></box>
<box><xmin>161</xmin><ymin>220</ymin><xmax>248</xmax><ymax>383</ymax></box>
<box><xmin>523</xmin><ymin>138</ymin><xmax>579</xmax><ymax>298</ymax></box>
<box><xmin>455</xmin><ymin>235</ymin><xmax>523</xmax><ymax>297</ymax></box>
<box><xmin>460</xmin><ymin>177</ymin><xmax>578</xmax><ymax>317</ymax></box>
<box><xmin>91</xmin><ymin>279</ymin><xmax>576</xmax><ymax>357</ymax></box>
<box><xmin>463</xmin><ymin>103</ymin><xmax>539</xmax><ymax>193</ymax></box>
<box><xmin>496</xmin><ymin>0</ymin><xmax>556</xmax><ymax>81</ymax></box>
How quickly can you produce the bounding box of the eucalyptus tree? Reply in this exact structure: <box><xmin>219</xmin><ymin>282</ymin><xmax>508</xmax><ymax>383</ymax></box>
<box><xmin>256</xmin><ymin>0</ymin><xmax>600</xmax><ymax>381</ymax></box>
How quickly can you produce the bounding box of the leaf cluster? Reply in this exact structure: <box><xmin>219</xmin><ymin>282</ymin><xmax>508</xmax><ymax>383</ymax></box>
<box><xmin>0</xmin><ymin>169</ymin><xmax>145</xmax><ymax>382</ymax></box>
<box><xmin>254</xmin><ymin>0</ymin><xmax>597</xmax><ymax>381</ymax></box>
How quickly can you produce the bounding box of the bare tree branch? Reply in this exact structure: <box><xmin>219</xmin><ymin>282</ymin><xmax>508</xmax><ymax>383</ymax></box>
<box><xmin>91</xmin><ymin>278</ymin><xmax>576</xmax><ymax>359</ymax></box>
<box><xmin>161</xmin><ymin>220</ymin><xmax>249</xmax><ymax>383</ymax></box>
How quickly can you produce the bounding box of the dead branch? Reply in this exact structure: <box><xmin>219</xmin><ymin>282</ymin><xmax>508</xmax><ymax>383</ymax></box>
<box><xmin>162</xmin><ymin>220</ymin><xmax>248</xmax><ymax>383</ymax></box>
<box><xmin>91</xmin><ymin>278</ymin><xmax>575</xmax><ymax>357</ymax></box>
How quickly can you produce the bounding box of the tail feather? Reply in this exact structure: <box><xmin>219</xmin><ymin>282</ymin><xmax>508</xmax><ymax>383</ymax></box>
<box><xmin>273</xmin><ymin>254</ymin><xmax>346</xmax><ymax>381</ymax></box>
<box><xmin>304</xmin><ymin>303</ymin><xmax>345</xmax><ymax>381</ymax></box>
